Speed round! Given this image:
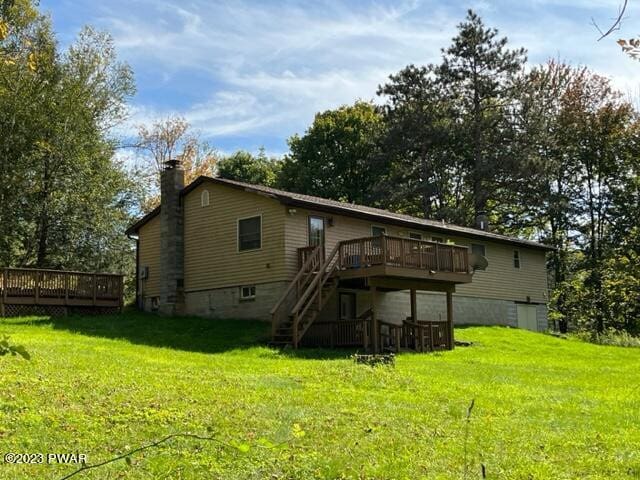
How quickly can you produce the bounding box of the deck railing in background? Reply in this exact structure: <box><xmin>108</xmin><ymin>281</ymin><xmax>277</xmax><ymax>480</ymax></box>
<box><xmin>0</xmin><ymin>268</ymin><xmax>123</xmax><ymax>314</ymax></box>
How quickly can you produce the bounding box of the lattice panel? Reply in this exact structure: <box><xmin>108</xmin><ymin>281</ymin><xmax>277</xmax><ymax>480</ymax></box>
<box><xmin>1</xmin><ymin>304</ymin><xmax>67</xmax><ymax>317</ymax></box>
<box><xmin>67</xmin><ymin>306</ymin><xmax>120</xmax><ymax>316</ymax></box>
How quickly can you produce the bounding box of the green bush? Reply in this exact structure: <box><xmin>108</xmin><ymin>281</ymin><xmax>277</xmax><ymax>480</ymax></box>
<box><xmin>574</xmin><ymin>328</ymin><xmax>640</xmax><ymax>348</ymax></box>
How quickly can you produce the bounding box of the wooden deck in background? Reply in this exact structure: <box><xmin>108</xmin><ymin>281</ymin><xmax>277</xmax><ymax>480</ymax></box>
<box><xmin>0</xmin><ymin>268</ymin><xmax>124</xmax><ymax>316</ymax></box>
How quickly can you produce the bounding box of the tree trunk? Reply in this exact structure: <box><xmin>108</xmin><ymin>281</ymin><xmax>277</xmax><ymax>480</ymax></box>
<box><xmin>36</xmin><ymin>158</ymin><xmax>52</xmax><ymax>267</ymax></box>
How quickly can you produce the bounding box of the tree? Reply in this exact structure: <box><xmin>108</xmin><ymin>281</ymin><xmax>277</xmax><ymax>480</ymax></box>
<box><xmin>279</xmin><ymin>101</ymin><xmax>383</xmax><ymax>204</ymax></box>
<box><xmin>217</xmin><ymin>148</ymin><xmax>281</xmax><ymax>187</ymax></box>
<box><xmin>0</xmin><ymin>1</ymin><xmax>137</xmax><ymax>275</ymax></box>
<box><xmin>436</xmin><ymin>10</ymin><xmax>527</xmax><ymax>223</ymax></box>
<box><xmin>376</xmin><ymin>65</ymin><xmax>467</xmax><ymax>222</ymax></box>
<box><xmin>134</xmin><ymin>116</ymin><xmax>217</xmax><ymax>212</ymax></box>
<box><xmin>512</xmin><ymin>60</ymin><xmax>640</xmax><ymax>333</ymax></box>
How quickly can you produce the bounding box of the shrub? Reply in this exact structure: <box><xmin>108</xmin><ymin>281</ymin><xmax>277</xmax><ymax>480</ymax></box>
<box><xmin>574</xmin><ymin>328</ymin><xmax>640</xmax><ymax>348</ymax></box>
<box><xmin>0</xmin><ymin>335</ymin><xmax>30</xmax><ymax>359</ymax></box>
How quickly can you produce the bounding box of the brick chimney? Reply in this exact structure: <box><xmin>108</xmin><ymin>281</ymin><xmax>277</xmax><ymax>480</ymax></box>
<box><xmin>159</xmin><ymin>159</ymin><xmax>185</xmax><ymax>315</ymax></box>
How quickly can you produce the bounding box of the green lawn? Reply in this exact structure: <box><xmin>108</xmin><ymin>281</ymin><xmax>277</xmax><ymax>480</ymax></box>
<box><xmin>1</xmin><ymin>313</ymin><xmax>639</xmax><ymax>479</ymax></box>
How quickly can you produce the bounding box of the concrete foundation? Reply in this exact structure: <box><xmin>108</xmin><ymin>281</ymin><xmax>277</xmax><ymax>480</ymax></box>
<box><xmin>143</xmin><ymin>282</ymin><xmax>548</xmax><ymax>332</ymax></box>
<box><xmin>183</xmin><ymin>281</ymin><xmax>289</xmax><ymax>320</ymax></box>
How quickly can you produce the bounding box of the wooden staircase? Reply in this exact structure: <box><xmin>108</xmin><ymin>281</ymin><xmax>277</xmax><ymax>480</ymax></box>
<box><xmin>270</xmin><ymin>243</ymin><xmax>340</xmax><ymax>348</ymax></box>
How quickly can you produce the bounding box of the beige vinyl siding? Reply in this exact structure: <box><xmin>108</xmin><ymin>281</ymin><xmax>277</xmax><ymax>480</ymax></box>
<box><xmin>138</xmin><ymin>215</ymin><xmax>161</xmax><ymax>297</ymax></box>
<box><xmin>284</xmin><ymin>207</ymin><xmax>407</xmax><ymax>276</ymax></box>
<box><xmin>284</xmin><ymin>207</ymin><xmax>548</xmax><ymax>303</ymax></box>
<box><xmin>447</xmin><ymin>237</ymin><xmax>548</xmax><ymax>303</ymax></box>
<box><xmin>184</xmin><ymin>183</ymin><xmax>288</xmax><ymax>291</ymax></box>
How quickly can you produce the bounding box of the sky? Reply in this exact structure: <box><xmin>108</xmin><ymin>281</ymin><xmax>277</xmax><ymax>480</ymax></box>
<box><xmin>42</xmin><ymin>0</ymin><xmax>640</xmax><ymax>157</ymax></box>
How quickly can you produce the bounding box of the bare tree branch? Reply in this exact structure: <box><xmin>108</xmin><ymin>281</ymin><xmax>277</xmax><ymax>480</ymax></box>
<box><xmin>591</xmin><ymin>0</ymin><xmax>628</xmax><ymax>41</ymax></box>
<box><xmin>58</xmin><ymin>432</ymin><xmax>287</xmax><ymax>480</ymax></box>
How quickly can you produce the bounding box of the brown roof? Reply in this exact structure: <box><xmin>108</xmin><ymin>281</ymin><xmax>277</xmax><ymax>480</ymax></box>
<box><xmin>127</xmin><ymin>176</ymin><xmax>554</xmax><ymax>251</ymax></box>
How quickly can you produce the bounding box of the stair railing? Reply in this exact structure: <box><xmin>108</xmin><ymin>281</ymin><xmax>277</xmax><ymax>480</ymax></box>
<box><xmin>290</xmin><ymin>242</ymin><xmax>342</xmax><ymax>348</ymax></box>
<box><xmin>270</xmin><ymin>245</ymin><xmax>322</xmax><ymax>338</ymax></box>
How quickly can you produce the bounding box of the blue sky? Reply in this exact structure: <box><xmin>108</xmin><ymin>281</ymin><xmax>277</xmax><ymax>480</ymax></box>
<box><xmin>42</xmin><ymin>0</ymin><xmax>639</xmax><ymax>157</ymax></box>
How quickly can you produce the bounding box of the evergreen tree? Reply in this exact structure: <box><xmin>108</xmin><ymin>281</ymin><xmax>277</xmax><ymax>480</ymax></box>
<box><xmin>436</xmin><ymin>10</ymin><xmax>526</xmax><ymax>223</ymax></box>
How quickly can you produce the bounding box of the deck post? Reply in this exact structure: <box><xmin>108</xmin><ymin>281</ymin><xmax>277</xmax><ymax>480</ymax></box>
<box><xmin>410</xmin><ymin>289</ymin><xmax>417</xmax><ymax>322</ymax></box>
<box><xmin>64</xmin><ymin>274</ymin><xmax>69</xmax><ymax>305</ymax></box>
<box><xmin>34</xmin><ymin>271</ymin><xmax>40</xmax><ymax>305</ymax></box>
<box><xmin>371</xmin><ymin>286</ymin><xmax>378</xmax><ymax>354</ymax></box>
<box><xmin>1</xmin><ymin>268</ymin><xmax>6</xmax><ymax>317</ymax></box>
<box><xmin>446</xmin><ymin>290</ymin><xmax>454</xmax><ymax>350</ymax></box>
<box><xmin>381</xmin><ymin>235</ymin><xmax>388</xmax><ymax>265</ymax></box>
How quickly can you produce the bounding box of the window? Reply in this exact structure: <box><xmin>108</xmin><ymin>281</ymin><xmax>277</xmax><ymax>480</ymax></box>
<box><xmin>471</xmin><ymin>243</ymin><xmax>486</xmax><ymax>257</ymax></box>
<box><xmin>371</xmin><ymin>226</ymin><xmax>386</xmax><ymax>248</ymax></box>
<box><xmin>240</xmin><ymin>285</ymin><xmax>256</xmax><ymax>300</ymax></box>
<box><xmin>308</xmin><ymin>216</ymin><xmax>325</xmax><ymax>247</ymax></box>
<box><xmin>431</xmin><ymin>236</ymin><xmax>444</xmax><ymax>243</ymax></box>
<box><xmin>371</xmin><ymin>226</ymin><xmax>386</xmax><ymax>237</ymax></box>
<box><xmin>513</xmin><ymin>250</ymin><xmax>521</xmax><ymax>269</ymax></box>
<box><xmin>201</xmin><ymin>190</ymin><xmax>210</xmax><ymax>207</ymax></box>
<box><xmin>238</xmin><ymin>216</ymin><xmax>261</xmax><ymax>251</ymax></box>
<box><xmin>409</xmin><ymin>232</ymin><xmax>422</xmax><ymax>240</ymax></box>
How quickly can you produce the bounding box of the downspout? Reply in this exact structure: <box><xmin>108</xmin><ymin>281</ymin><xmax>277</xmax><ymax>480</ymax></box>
<box><xmin>127</xmin><ymin>234</ymin><xmax>140</xmax><ymax>310</ymax></box>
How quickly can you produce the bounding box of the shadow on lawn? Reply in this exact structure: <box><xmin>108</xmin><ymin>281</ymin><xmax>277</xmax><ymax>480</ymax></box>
<box><xmin>24</xmin><ymin>310</ymin><xmax>270</xmax><ymax>354</ymax></box>
<box><xmin>18</xmin><ymin>310</ymin><xmax>356</xmax><ymax>358</ymax></box>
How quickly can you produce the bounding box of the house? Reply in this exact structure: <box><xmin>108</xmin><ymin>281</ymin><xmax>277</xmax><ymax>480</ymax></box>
<box><xmin>126</xmin><ymin>160</ymin><xmax>552</xmax><ymax>352</ymax></box>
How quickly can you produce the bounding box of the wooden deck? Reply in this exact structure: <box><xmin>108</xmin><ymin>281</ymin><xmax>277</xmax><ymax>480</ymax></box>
<box><xmin>0</xmin><ymin>268</ymin><xmax>124</xmax><ymax>317</ymax></box>
<box><xmin>273</xmin><ymin>236</ymin><xmax>471</xmax><ymax>350</ymax></box>
<box><xmin>334</xmin><ymin>235</ymin><xmax>471</xmax><ymax>284</ymax></box>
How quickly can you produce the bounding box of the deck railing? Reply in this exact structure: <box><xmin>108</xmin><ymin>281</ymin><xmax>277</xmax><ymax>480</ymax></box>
<box><xmin>301</xmin><ymin>318</ymin><xmax>451</xmax><ymax>351</ymax></box>
<box><xmin>0</xmin><ymin>268</ymin><xmax>124</xmax><ymax>310</ymax></box>
<box><xmin>337</xmin><ymin>235</ymin><xmax>469</xmax><ymax>274</ymax></box>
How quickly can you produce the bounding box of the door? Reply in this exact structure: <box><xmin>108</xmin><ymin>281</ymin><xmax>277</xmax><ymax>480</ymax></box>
<box><xmin>339</xmin><ymin>293</ymin><xmax>356</xmax><ymax>321</ymax></box>
<box><xmin>517</xmin><ymin>304</ymin><xmax>538</xmax><ymax>331</ymax></box>
<box><xmin>308</xmin><ymin>216</ymin><xmax>326</xmax><ymax>259</ymax></box>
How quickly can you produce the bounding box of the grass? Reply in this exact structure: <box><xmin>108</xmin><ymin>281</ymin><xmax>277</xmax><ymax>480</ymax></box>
<box><xmin>1</xmin><ymin>312</ymin><xmax>639</xmax><ymax>479</ymax></box>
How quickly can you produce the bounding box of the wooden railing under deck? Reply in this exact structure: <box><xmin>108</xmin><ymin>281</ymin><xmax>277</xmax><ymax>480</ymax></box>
<box><xmin>337</xmin><ymin>235</ymin><xmax>469</xmax><ymax>274</ymax></box>
<box><xmin>0</xmin><ymin>268</ymin><xmax>124</xmax><ymax>312</ymax></box>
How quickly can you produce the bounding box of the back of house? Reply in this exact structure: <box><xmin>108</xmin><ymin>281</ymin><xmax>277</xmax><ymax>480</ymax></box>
<box><xmin>127</xmin><ymin>160</ymin><xmax>551</xmax><ymax>349</ymax></box>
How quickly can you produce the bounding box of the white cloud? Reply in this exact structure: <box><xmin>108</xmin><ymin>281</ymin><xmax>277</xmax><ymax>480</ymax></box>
<box><xmin>63</xmin><ymin>0</ymin><xmax>640</xmax><ymax>148</ymax></box>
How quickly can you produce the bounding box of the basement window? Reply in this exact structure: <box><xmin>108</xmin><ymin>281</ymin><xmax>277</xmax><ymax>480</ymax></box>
<box><xmin>409</xmin><ymin>232</ymin><xmax>422</xmax><ymax>240</ymax></box>
<box><xmin>431</xmin><ymin>236</ymin><xmax>444</xmax><ymax>243</ymax></box>
<box><xmin>240</xmin><ymin>285</ymin><xmax>256</xmax><ymax>300</ymax></box>
<box><xmin>238</xmin><ymin>215</ymin><xmax>262</xmax><ymax>251</ymax></box>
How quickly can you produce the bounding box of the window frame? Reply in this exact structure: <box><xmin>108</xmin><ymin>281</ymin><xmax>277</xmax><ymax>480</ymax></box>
<box><xmin>513</xmin><ymin>250</ymin><xmax>521</xmax><ymax>269</ymax></box>
<box><xmin>240</xmin><ymin>285</ymin><xmax>256</xmax><ymax>301</ymax></box>
<box><xmin>307</xmin><ymin>215</ymin><xmax>326</xmax><ymax>247</ymax></box>
<box><xmin>237</xmin><ymin>214</ymin><xmax>262</xmax><ymax>252</ymax></box>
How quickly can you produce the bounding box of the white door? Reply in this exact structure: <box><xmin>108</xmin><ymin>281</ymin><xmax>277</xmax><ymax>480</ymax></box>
<box><xmin>517</xmin><ymin>304</ymin><xmax>538</xmax><ymax>332</ymax></box>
